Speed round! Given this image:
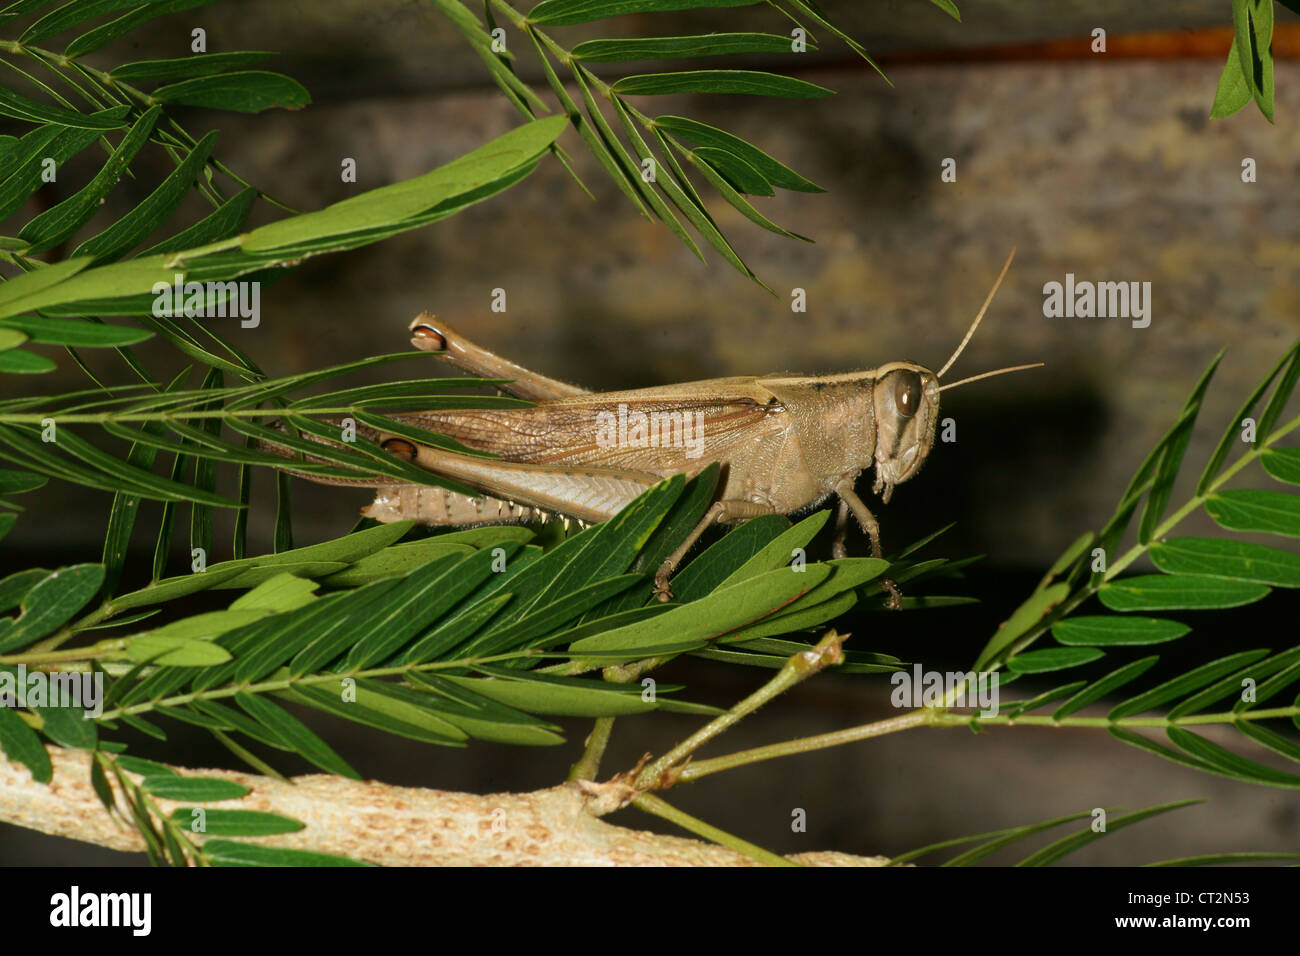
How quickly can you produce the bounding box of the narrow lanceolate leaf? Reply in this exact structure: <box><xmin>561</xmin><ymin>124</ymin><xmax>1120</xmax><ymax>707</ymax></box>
<box><xmin>569</xmin><ymin>564</ymin><xmax>831</xmax><ymax>656</ymax></box>
<box><xmin>529</xmin><ymin>0</ymin><xmax>762</xmax><ymax>26</ymax></box>
<box><xmin>0</xmin><ymin>121</ymin><xmax>122</xmax><ymax>222</ymax></box>
<box><xmin>71</xmin><ymin>131</ymin><xmax>219</xmax><ymax>261</ymax></box>
<box><xmin>202</xmin><ymin>839</ymin><xmax>369</xmax><ymax>866</ymax></box>
<box><xmin>928</xmin><ymin>0</ymin><xmax>961</xmax><ymax>21</ymax></box>
<box><xmin>0</xmin><ymin>349</ymin><xmax>54</xmax><ymax>373</ymax></box>
<box><xmin>572</xmin><ymin>33</ymin><xmax>810</xmax><ymax>61</ymax></box>
<box><xmin>1258</xmin><ymin>339</ymin><xmax>1300</xmax><ymax>440</ymax></box>
<box><xmin>655</xmin><ymin>115</ymin><xmax>822</xmax><ymax>192</ymax></box>
<box><xmin>1211</xmin><ymin>35</ymin><xmax>1251</xmax><ymax>117</ymax></box>
<box><xmin>1108</xmin><ymin>650</ymin><xmax>1271</xmax><ymax>720</ymax></box>
<box><xmin>1168</xmin><ymin>727</ymin><xmax>1300</xmax><ymax>787</ymax></box>
<box><xmin>1261</xmin><ymin>448</ymin><xmax>1300</xmax><ymax>485</ymax></box>
<box><xmin>0</xmin><ymin>564</ymin><xmax>104</xmax><ymax>653</ymax></box>
<box><xmin>139</xmin><ymin>775</ymin><xmax>249</xmax><ymax>801</ymax></box>
<box><xmin>1006</xmin><ymin>647</ymin><xmax>1104</xmax><ymax>674</ymax></box>
<box><xmin>1051</xmin><ymin>615</ymin><xmax>1189</xmax><ymax>647</ymax></box>
<box><xmin>1138</xmin><ymin>352</ymin><xmax>1221</xmax><ymax>543</ymax></box>
<box><xmin>1205</xmin><ymin>489</ymin><xmax>1300</xmax><ymax>537</ymax></box>
<box><xmin>0</xmin><ymin>707</ymin><xmax>52</xmax><ymax>782</ymax></box>
<box><xmin>111</xmin><ymin>52</ymin><xmax>274</xmax><ymax>82</ymax></box>
<box><xmin>18</xmin><ymin>106</ymin><xmax>162</xmax><ymax>253</ymax></box>
<box><xmin>973</xmin><ymin>583</ymin><xmax>1070</xmax><ymax>671</ymax></box>
<box><xmin>1231</xmin><ymin>0</ymin><xmax>1275</xmax><ymax>122</ymax></box>
<box><xmin>1053</xmin><ymin>656</ymin><xmax>1160</xmax><ymax>720</ymax></box>
<box><xmin>1016</xmin><ymin>801</ymin><xmax>1201</xmax><ymax>867</ymax></box>
<box><xmin>1199</xmin><ymin>346</ymin><xmax>1299</xmax><ymax>496</ymax></box>
<box><xmin>1098</xmin><ymin>574</ymin><xmax>1270</xmax><ymax>611</ymax></box>
<box><xmin>613</xmin><ymin>70</ymin><xmax>832</xmax><ymax>98</ymax></box>
<box><xmin>235</xmin><ymin>692</ymin><xmax>360</xmax><ymax>779</ymax></box>
<box><xmin>0</xmin><ymin>87</ymin><xmax>128</xmax><ymax>129</ymax></box>
<box><xmin>19</xmin><ymin>0</ymin><xmax>141</xmax><ymax>44</ymax></box>
<box><xmin>692</xmin><ymin>146</ymin><xmax>772</xmax><ymax>195</ymax></box>
<box><xmin>65</xmin><ymin>0</ymin><xmax>219</xmax><ymax>58</ymax></box>
<box><xmin>688</xmin><ymin>149</ymin><xmax>805</xmax><ymax>239</ymax></box>
<box><xmin>1150</xmin><ymin>537</ymin><xmax>1300</xmax><ymax>586</ymax></box>
<box><xmin>241</xmin><ymin>115</ymin><xmax>565</xmax><ymax>252</ymax></box>
<box><xmin>0</xmin><ymin>316</ymin><xmax>151</xmax><ymax>346</ymax></box>
<box><xmin>166</xmin><ymin>808</ymin><xmax>303</xmax><ymax>836</ymax></box>
<box><xmin>151</xmin><ymin>71</ymin><xmax>310</xmax><ymax>113</ymax></box>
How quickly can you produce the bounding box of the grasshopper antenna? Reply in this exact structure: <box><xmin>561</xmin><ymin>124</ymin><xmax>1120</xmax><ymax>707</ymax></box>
<box><xmin>939</xmin><ymin>362</ymin><xmax>1044</xmax><ymax>392</ymax></box>
<box><xmin>936</xmin><ymin>247</ymin><xmax>1016</xmax><ymax>380</ymax></box>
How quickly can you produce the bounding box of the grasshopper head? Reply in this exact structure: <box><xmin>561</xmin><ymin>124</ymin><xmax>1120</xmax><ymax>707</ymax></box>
<box><xmin>871</xmin><ymin>362</ymin><xmax>940</xmax><ymax>502</ymax></box>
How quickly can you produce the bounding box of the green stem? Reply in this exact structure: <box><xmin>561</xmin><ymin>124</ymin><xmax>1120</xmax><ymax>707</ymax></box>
<box><xmin>632</xmin><ymin>793</ymin><xmax>797</xmax><ymax>867</ymax></box>
<box><xmin>567</xmin><ymin>718</ymin><xmax>614</xmax><ymax>782</ymax></box>
<box><xmin>635</xmin><ymin>630</ymin><xmax>846</xmax><ymax>790</ymax></box>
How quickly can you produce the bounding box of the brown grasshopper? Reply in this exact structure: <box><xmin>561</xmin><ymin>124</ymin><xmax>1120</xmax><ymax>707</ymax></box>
<box><xmin>287</xmin><ymin>250</ymin><xmax>1038</xmax><ymax>604</ymax></box>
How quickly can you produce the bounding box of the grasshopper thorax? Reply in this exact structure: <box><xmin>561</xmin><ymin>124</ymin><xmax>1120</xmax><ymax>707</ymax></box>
<box><xmin>871</xmin><ymin>361</ymin><xmax>940</xmax><ymax>503</ymax></box>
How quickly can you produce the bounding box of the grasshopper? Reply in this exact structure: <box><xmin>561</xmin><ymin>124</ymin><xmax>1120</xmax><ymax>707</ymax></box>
<box><xmin>283</xmin><ymin>250</ymin><xmax>1038</xmax><ymax>604</ymax></box>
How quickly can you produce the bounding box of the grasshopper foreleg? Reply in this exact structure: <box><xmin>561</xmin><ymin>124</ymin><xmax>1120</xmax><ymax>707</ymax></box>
<box><xmin>834</xmin><ymin>477</ymin><xmax>903</xmax><ymax>610</ymax></box>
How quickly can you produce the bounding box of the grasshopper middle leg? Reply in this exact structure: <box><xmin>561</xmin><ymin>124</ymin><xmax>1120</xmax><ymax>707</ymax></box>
<box><xmin>834</xmin><ymin>477</ymin><xmax>902</xmax><ymax>610</ymax></box>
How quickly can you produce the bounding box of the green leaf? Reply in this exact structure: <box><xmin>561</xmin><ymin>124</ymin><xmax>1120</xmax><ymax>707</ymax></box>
<box><xmin>0</xmin><ymin>86</ymin><xmax>128</xmax><ymax>129</ymax></box>
<box><xmin>241</xmin><ymin>116</ymin><xmax>566</xmax><ymax>252</ymax></box>
<box><xmin>1108</xmin><ymin>650</ymin><xmax>1271</xmax><ymax>719</ymax></box>
<box><xmin>20</xmin><ymin>0</ymin><xmax>141</xmax><ymax>44</ymax></box>
<box><xmin>284</xmin><ymin>679</ymin><xmax>466</xmax><ymax>746</ymax></box>
<box><xmin>151</xmin><ymin>70</ymin><xmax>310</xmax><ymax>113</ymax></box>
<box><xmin>167</xmin><ymin>807</ymin><xmax>303</xmax><ymax>835</ymax></box>
<box><xmin>65</xmin><ymin>0</ymin><xmax>219</xmax><ymax>58</ymax></box>
<box><xmin>0</xmin><ymin>468</ymin><xmax>46</xmax><ymax>495</ymax></box>
<box><xmin>668</xmin><ymin>513</ymin><xmax>790</xmax><ymax>603</ymax></box>
<box><xmin>235</xmin><ymin>692</ymin><xmax>360</xmax><ymax>778</ymax></box>
<box><xmin>1262</xmin><ymin>448</ymin><xmax>1300</xmax><ymax>485</ymax></box>
<box><xmin>1052</xmin><ymin>615</ymin><xmax>1190</xmax><ymax>646</ymax></box>
<box><xmin>529</xmin><ymin>0</ymin><xmax>762</xmax><ymax>26</ymax></box>
<box><xmin>1150</xmin><ymin>536</ymin><xmax>1300</xmax><ymax>586</ymax></box>
<box><xmin>71</xmin><ymin>131</ymin><xmax>219</xmax><ymax>261</ymax></box>
<box><xmin>0</xmin><ymin>349</ymin><xmax>54</xmax><ymax>373</ymax></box>
<box><xmin>572</xmin><ymin>32</ymin><xmax>810</xmax><ymax>61</ymax></box>
<box><xmin>436</xmin><ymin>673</ymin><xmax>657</xmax><ymax>718</ymax></box>
<box><xmin>0</xmin><ymin>564</ymin><xmax>104</xmax><ymax>653</ymax></box>
<box><xmin>127</xmin><ymin>633</ymin><xmax>234</xmax><ymax>666</ymax></box>
<box><xmin>1147</xmin><ymin>851</ymin><xmax>1300</xmax><ymax>866</ymax></box>
<box><xmin>0</xmin><ymin>316</ymin><xmax>151</xmax><ymax>346</ymax></box>
<box><xmin>613</xmin><ymin>70</ymin><xmax>833</xmax><ymax>98</ymax></box>
<box><xmin>1098</xmin><ymin>574</ymin><xmax>1269</xmax><ymax>611</ymax></box>
<box><xmin>973</xmin><ymin>582</ymin><xmax>1070</xmax><ymax>671</ymax></box>
<box><xmin>1167</xmin><ymin>727</ymin><xmax>1300</xmax><ymax>787</ymax></box>
<box><xmin>1006</xmin><ymin>647</ymin><xmax>1104</xmax><ymax>674</ymax></box>
<box><xmin>1258</xmin><ymin>338</ymin><xmax>1300</xmax><ymax>439</ymax></box>
<box><xmin>1016</xmin><ymin>800</ymin><xmax>1201</xmax><ymax>866</ymax></box>
<box><xmin>111</xmin><ymin>51</ymin><xmax>274</xmax><ymax>82</ymax></box>
<box><xmin>0</xmin><ymin>259</ymin><xmax>91</xmax><ymax>315</ymax></box>
<box><xmin>1138</xmin><ymin>352</ymin><xmax>1220</xmax><ymax>543</ymax></box>
<box><xmin>1171</xmin><ymin>648</ymin><xmax>1300</xmax><ymax>718</ymax></box>
<box><xmin>0</xmin><ymin>328</ymin><xmax>27</xmax><ymax>350</ymax></box>
<box><xmin>109</xmin><ymin>566</ymin><xmax>245</xmax><ymax>612</ymax></box>
<box><xmin>1205</xmin><ymin>489</ymin><xmax>1300</xmax><ymax>537</ymax></box>
<box><xmin>689</xmin><ymin>147</ymin><xmax>803</xmax><ymax>238</ymax></box>
<box><xmin>139</xmin><ymin>775</ymin><xmax>250</xmax><ymax>801</ymax></box>
<box><xmin>1211</xmin><ymin>39</ymin><xmax>1252</xmax><ymax>118</ymax></box>
<box><xmin>229</xmin><ymin>572</ymin><xmax>320</xmax><ymax>612</ymax></box>
<box><xmin>0</xmin><ymin>568</ymin><xmax>49</xmax><ymax>613</ymax></box>
<box><xmin>16</xmin><ymin>106</ymin><xmax>162</xmax><ymax>253</ymax></box>
<box><xmin>692</xmin><ymin>145</ymin><xmax>772</xmax><ymax>195</ymax></box>
<box><xmin>928</xmin><ymin>0</ymin><xmax>961</xmax><ymax>20</ymax></box>
<box><xmin>1230</xmin><ymin>0</ymin><xmax>1274</xmax><ymax>122</ymax></box>
<box><xmin>35</xmin><ymin>703</ymin><xmax>97</xmax><ymax>749</ymax></box>
<box><xmin>1198</xmin><ymin>339</ymin><xmax>1298</xmax><ymax>493</ymax></box>
<box><xmin>0</xmin><ymin>706</ymin><xmax>52</xmax><ymax>782</ymax></box>
<box><xmin>202</xmin><ymin>838</ymin><xmax>369</xmax><ymax>866</ymax></box>
<box><xmin>570</xmin><ymin>563</ymin><xmax>831</xmax><ymax>656</ymax></box>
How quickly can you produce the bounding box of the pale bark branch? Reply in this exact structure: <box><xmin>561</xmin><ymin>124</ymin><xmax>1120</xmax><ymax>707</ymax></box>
<box><xmin>1</xmin><ymin>747</ymin><xmax>887</xmax><ymax>866</ymax></box>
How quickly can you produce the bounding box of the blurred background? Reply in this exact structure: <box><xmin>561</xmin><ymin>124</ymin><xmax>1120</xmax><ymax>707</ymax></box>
<box><xmin>3</xmin><ymin>0</ymin><xmax>1299</xmax><ymax>864</ymax></box>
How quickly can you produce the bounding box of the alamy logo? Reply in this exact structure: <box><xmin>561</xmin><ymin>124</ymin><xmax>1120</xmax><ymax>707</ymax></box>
<box><xmin>49</xmin><ymin>886</ymin><xmax>151</xmax><ymax>936</ymax></box>
<box><xmin>890</xmin><ymin>664</ymin><xmax>999</xmax><ymax>717</ymax></box>
<box><xmin>1042</xmin><ymin>273</ymin><xmax>1151</xmax><ymax>328</ymax></box>
<box><xmin>595</xmin><ymin>403</ymin><xmax>705</xmax><ymax>458</ymax></box>
<box><xmin>152</xmin><ymin>272</ymin><xmax>261</xmax><ymax>328</ymax></box>
<box><xmin>0</xmin><ymin>664</ymin><xmax>103</xmax><ymax>717</ymax></box>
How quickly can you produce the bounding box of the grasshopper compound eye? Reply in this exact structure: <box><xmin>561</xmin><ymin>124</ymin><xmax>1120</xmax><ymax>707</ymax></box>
<box><xmin>381</xmin><ymin>438</ymin><xmax>418</xmax><ymax>462</ymax></box>
<box><xmin>894</xmin><ymin>369</ymin><xmax>922</xmax><ymax>418</ymax></box>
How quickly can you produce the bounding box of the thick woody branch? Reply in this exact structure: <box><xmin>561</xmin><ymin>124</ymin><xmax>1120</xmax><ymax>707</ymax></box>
<box><xmin>1</xmin><ymin>748</ymin><xmax>886</xmax><ymax>867</ymax></box>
